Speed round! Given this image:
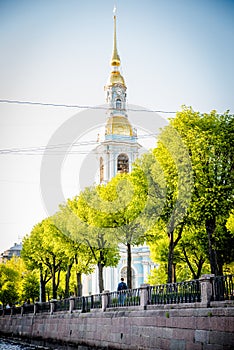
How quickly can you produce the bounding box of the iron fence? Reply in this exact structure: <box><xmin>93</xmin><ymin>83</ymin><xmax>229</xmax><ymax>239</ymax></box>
<box><xmin>37</xmin><ymin>302</ymin><xmax>50</xmax><ymax>313</ymax></box>
<box><xmin>149</xmin><ymin>280</ymin><xmax>201</xmax><ymax>305</ymax></box>
<box><xmin>54</xmin><ymin>298</ymin><xmax>70</xmax><ymax>312</ymax></box>
<box><xmin>92</xmin><ymin>294</ymin><xmax>102</xmax><ymax>309</ymax></box>
<box><xmin>211</xmin><ymin>275</ymin><xmax>234</xmax><ymax>301</ymax></box>
<box><xmin>1</xmin><ymin>275</ymin><xmax>233</xmax><ymax>317</ymax></box>
<box><xmin>3</xmin><ymin>307</ymin><xmax>11</xmax><ymax>316</ymax></box>
<box><xmin>107</xmin><ymin>288</ymin><xmax>140</xmax><ymax>308</ymax></box>
<box><xmin>12</xmin><ymin>306</ymin><xmax>22</xmax><ymax>315</ymax></box>
<box><xmin>23</xmin><ymin>303</ymin><xmax>35</xmax><ymax>314</ymax></box>
<box><xmin>81</xmin><ymin>296</ymin><xmax>90</xmax><ymax>313</ymax></box>
<box><xmin>72</xmin><ymin>294</ymin><xmax>102</xmax><ymax>312</ymax></box>
<box><xmin>73</xmin><ymin>296</ymin><xmax>83</xmax><ymax>311</ymax></box>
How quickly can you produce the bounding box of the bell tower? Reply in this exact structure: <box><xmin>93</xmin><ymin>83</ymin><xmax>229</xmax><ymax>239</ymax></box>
<box><xmin>96</xmin><ymin>7</ymin><xmax>140</xmax><ymax>183</ymax></box>
<box><xmin>82</xmin><ymin>8</ymin><xmax>152</xmax><ymax>296</ymax></box>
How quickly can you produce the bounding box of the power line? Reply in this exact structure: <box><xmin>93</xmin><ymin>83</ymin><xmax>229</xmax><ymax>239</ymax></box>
<box><xmin>0</xmin><ymin>133</ymin><xmax>157</xmax><ymax>156</ymax></box>
<box><xmin>0</xmin><ymin>99</ymin><xmax>176</xmax><ymax>114</ymax></box>
<box><xmin>0</xmin><ymin>140</ymin><xmax>99</xmax><ymax>154</ymax></box>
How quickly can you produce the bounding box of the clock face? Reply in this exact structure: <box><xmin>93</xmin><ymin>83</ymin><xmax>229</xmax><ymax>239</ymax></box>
<box><xmin>116</xmin><ymin>87</ymin><xmax>122</xmax><ymax>96</ymax></box>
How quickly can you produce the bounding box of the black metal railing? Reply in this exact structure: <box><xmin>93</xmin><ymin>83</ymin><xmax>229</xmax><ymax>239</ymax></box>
<box><xmin>23</xmin><ymin>303</ymin><xmax>35</xmax><ymax>314</ymax></box>
<box><xmin>3</xmin><ymin>307</ymin><xmax>11</xmax><ymax>316</ymax></box>
<box><xmin>37</xmin><ymin>302</ymin><xmax>50</xmax><ymax>313</ymax></box>
<box><xmin>73</xmin><ymin>296</ymin><xmax>83</xmax><ymax>311</ymax></box>
<box><xmin>12</xmin><ymin>306</ymin><xmax>22</xmax><ymax>315</ymax></box>
<box><xmin>92</xmin><ymin>294</ymin><xmax>102</xmax><ymax>309</ymax></box>
<box><xmin>149</xmin><ymin>280</ymin><xmax>201</xmax><ymax>305</ymax></box>
<box><xmin>107</xmin><ymin>288</ymin><xmax>140</xmax><ymax>308</ymax></box>
<box><xmin>211</xmin><ymin>275</ymin><xmax>234</xmax><ymax>301</ymax></box>
<box><xmin>73</xmin><ymin>295</ymin><xmax>99</xmax><ymax>312</ymax></box>
<box><xmin>73</xmin><ymin>294</ymin><xmax>102</xmax><ymax>312</ymax></box>
<box><xmin>54</xmin><ymin>298</ymin><xmax>70</xmax><ymax>312</ymax></box>
<box><xmin>81</xmin><ymin>296</ymin><xmax>91</xmax><ymax>313</ymax></box>
<box><xmin>1</xmin><ymin>275</ymin><xmax>233</xmax><ymax>317</ymax></box>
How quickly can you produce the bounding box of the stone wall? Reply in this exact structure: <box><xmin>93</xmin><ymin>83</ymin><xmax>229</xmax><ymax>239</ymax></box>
<box><xmin>0</xmin><ymin>304</ymin><xmax>234</xmax><ymax>349</ymax></box>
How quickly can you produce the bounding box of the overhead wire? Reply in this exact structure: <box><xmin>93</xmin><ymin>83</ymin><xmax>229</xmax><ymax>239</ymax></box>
<box><xmin>0</xmin><ymin>98</ymin><xmax>161</xmax><ymax>156</ymax></box>
<box><xmin>0</xmin><ymin>133</ymin><xmax>157</xmax><ymax>155</ymax></box>
<box><xmin>0</xmin><ymin>99</ymin><xmax>176</xmax><ymax>114</ymax></box>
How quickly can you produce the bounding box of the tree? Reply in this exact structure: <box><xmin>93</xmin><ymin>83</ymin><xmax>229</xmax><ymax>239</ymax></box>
<box><xmin>226</xmin><ymin>210</ymin><xmax>234</xmax><ymax>233</ymax></box>
<box><xmin>132</xmin><ymin>124</ymin><xmax>193</xmax><ymax>283</ymax></box>
<box><xmin>0</xmin><ymin>263</ymin><xmax>19</xmax><ymax>306</ymax></box>
<box><xmin>132</xmin><ymin>107</ymin><xmax>234</xmax><ymax>281</ymax></box>
<box><xmin>53</xmin><ymin>204</ymin><xmax>95</xmax><ymax>297</ymax></box>
<box><xmin>225</xmin><ymin>211</ymin><xmax>234</xmax><ymax>273</ymax></box>
<box><xmin>21</xmin><ymin>218</ymin><xmax>69</xmax><ymax>301</ymax></box>
<box><xmin>94</xmin><ymin>173</ymin><xmax>147</xmax><ymax>288</ymax></box>
<box><xmin>22</xmin><ymin>271</ymin><xmax>40</xmax><ymax>303</ymax></box>
<box><xmin>170</xmin><ymin>108</ymin><xmax>234</xmax><ymax>275</ymax></box>
<box><xmin>68</xmin><ymin>186</ymin><xmax>121</xmax><ymax>293</ymax></box>
<box><xmin>176</xmin><ymin>226</ymin><xmax>210</xmax><ymax>279</ymax></box>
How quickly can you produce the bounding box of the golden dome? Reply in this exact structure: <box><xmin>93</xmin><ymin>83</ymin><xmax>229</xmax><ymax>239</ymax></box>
<box><xmin>107</xmin><ymin>70</ymin><xmax>125</xmax><ymax>87</ymax></box>
<box><xmin>106</xmin><ymin>116</ymin><xmax>133</xmax><ymax>136</ymax></box>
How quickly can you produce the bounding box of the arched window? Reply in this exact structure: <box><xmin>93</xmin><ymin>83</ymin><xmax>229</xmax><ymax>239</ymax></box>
<box><xmin>117</xmin><ymin>153</ymin><xmax>129</xmax><ymax>173</ymax></box>
<box><xmin>100</xmin><ymin>157</ymin><xmax>104</xmax><ymax>183</ymax></box>
<box><xmin>116</xmin><ymin>99</ymin><xmax>122</xmax><ymax>110</ymax></box>
<box><xmin>120</xmin><ymin>266</ymin><xmax>136</xmax><ymax>288</ymax></box>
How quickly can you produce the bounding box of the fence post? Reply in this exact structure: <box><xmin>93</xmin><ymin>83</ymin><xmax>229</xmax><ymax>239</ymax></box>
<box><xmin>69</xmin><ymin>297</ymin><xmax>75</xmax><ymax>313</ymax></box>
<box><xmin>10</xmin><ymin>307</ymin><xmax>14</xmax><ymax>317</ymax></box>
<box><xmin>102</xmin><ymin>290</ymin><xmax>109</xmax><ymax>312</ymax></box>
<box><xmin>140</xmin><ymin>284</ymin><xmax>150</xmax><ymax>309</ymax></box>
<box><xmin>20</xmin><ymin>305</ymin><xmax>24</xmax><ymax>316</ymax></box>
<box><xmin>199</xmin><ymin>274</ymin><xmax>215</xmax><ymax>307</ymax></box>
<box><xmin>81</xmin><ymin>296</ymin><xmax>86</xmax><ymax>313</ymax></box>
<box><xmin>34</xmin><ymin>302</ymin><xmax>38</xmax><ymax>315</ymax></box>
<box><xmin>90</xmin><ymin>295</ymin><xmax>94</xmax><ymax>309</ymax></box>
<box><xmin>50</xmin><ymin>299</ymin><xmax>57</xmax><ymax>315</ymax></box>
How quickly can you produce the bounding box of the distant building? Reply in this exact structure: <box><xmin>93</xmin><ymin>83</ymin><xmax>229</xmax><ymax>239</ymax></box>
<box><xmin>0</xmin><ymin>242</ymin><xmax>22</xmax><ymax>263</ymax></box>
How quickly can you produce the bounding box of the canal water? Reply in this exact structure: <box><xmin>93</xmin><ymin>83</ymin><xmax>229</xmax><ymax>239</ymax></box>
<box><xmin>0</xmin><ymin>337</ymin><xmax>50</xmax><ymax>350</ymax></box>
<box><xmin>0</xmin><ymin>337</ymin><xmax>102</xmax><ymax>350</ymax></box>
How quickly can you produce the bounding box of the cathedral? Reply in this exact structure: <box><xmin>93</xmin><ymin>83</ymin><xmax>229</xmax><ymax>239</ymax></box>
<box><xmin>82</xmin><ymin>10</ymin><xmax>153</xmax><ymax>295</ymax></box>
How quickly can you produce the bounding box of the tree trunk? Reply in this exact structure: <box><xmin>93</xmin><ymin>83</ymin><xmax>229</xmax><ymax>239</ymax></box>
<box><xmin>172</xmin><ymin>263</ymin><xmax>176</xmax><ymax>283</ymax></box>
<box><xmin>98</xmin><ymin>261</ymin><xmax>104</xmax><ymax>293</ymax></box>
<box><xmin>77</xmin><ymin>272</ymin><xmax>82</xmax><ymax>297</ymax></box>
<box><xmin>182</xmin><ymin>245</ymin><xmax>205</xmax><ymax>279</ymax></box>
<box><xmin>217</xmin><ymin>261</ymin><xmax>223</xmax><ymax>276</ymax></box>
<box><xmin>55</xmin><ymin>268</ymin><xmax>61</xmax><ymax>298</ymax></box>
<box><xmin>40</xmin><ymin>270</ymin><xmax>46</xmax><ymax>302</ymax></box>
<box><xmin>52</xmin><ymin>273</ymin><xmax>56</xmax><ymax>299</ymax></box>
<box><xmin>182</xmin><ymin>245</ymin><xmax>196</xmax><ymax>279</ymax></box>
<box><xmin>206</xmin><ymin>216</ymin><xmax>219</xmax><ymax>275</ymax></box>
<box><xmin>52</xmin><ymin>257</ymin><xmax>56</xmax><ymax>299</ymax></box>
<box><xmin>127</xmin><ymin>242</ymin><xmax>132</xmax><ymax>289</ymax></box>
<box><xmin>65</xmin><ymin>261</ymin><xmax>73</xmax><ymax>298</ymax></box>
<box><xmin>196</xmin><ymin>257</ymin><xmax>205</xmax><ymax>279</ymax></box>
<box><xmin>167</xmin><ymin>229</ymin><xmax>174</xmax><ymax>283</ymax></box>
<box><xmin>74</xmin><ymin>255</ymin><xmax>82</xmax><ymax>296</ymax></box>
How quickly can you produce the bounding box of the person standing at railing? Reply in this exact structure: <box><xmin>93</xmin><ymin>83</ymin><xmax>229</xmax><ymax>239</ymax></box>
<box><xmin>117</xmin><ymin>278</ymin><xmax>128</xmax><ymax>305</ymax></box>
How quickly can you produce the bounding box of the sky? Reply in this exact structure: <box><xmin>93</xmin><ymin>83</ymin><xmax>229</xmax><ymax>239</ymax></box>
<box><xmin>0</xmin><ymin>0</ymin><xmax>234</xmax><ymax>253</ymax></box>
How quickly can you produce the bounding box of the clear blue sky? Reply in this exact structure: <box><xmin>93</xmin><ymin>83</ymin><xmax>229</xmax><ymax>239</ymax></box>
<box><xmin>0</xmin><ymin>0</ymin><xmax>234</xmax><ymax>252</ymax></box>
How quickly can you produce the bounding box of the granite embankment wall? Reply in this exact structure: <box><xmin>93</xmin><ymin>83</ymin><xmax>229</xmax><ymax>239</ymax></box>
<box><xmin>0</xmin><ymin>304</ymin><xmax>234</xmax><ymax>350</ymax></box>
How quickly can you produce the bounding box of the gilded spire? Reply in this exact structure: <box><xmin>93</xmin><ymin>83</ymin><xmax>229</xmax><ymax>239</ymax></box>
<box><xmin>106</xmin><ymin>6</ymin><xmax>126</xmax><ymax>87</ymax></box>
<box><xmin>111</xmin><ymin>6</ymin><xmax>121</xmax><ymax>66</ymax></box>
